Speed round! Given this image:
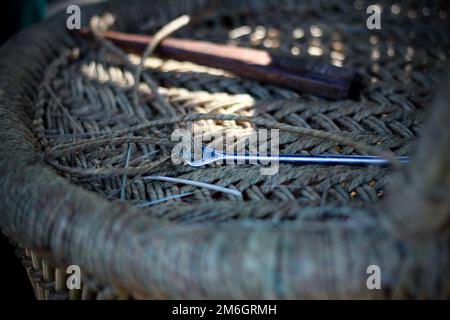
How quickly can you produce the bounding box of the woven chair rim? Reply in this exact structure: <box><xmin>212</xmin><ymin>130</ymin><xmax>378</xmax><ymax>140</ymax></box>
<box><xmin>0</xmin><ymin>0</ymin><xmax>444</xmax><ymax>298</ymax></box>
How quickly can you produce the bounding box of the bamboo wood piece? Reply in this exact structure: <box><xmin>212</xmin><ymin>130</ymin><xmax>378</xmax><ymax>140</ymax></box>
<box><xmin>30</xmin><ymin>251</ymin><xmax>42</xmax><ymax>271</ymax></box>
<box><xmin>55</xmin><ymin>268</ymin><xmax>66</xmax><ymax>293</ymax></box>
<box><xmin>69</xmin><ymin>289</ymin><xmax>82</xmax><ymax>300</ymax></box>
<box><xmin>80</xmin><ymin>29</ymin><xmax>359</xmax><ymax>99</ymax></box>
<box><xmin>42</xmin><ymin>261</ymin><xmax>54</xmax><ymax>300</ymax></box>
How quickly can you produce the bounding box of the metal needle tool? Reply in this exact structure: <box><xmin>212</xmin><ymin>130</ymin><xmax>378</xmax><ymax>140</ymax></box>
<box><xmin>185</xmin><ymin>147</ymin><xmax>411</xmax><ymax>167</ymax></box>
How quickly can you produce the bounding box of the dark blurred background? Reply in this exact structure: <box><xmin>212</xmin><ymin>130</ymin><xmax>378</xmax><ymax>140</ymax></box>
<box><xmin>0</xmin><ymin>0</ymin><xmax>104</xmax><ymax>43</ymax></box>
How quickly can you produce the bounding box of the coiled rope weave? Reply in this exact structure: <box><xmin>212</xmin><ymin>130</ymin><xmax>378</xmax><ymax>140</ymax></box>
<box><xmin>0</xmin><ymin>0</ymin><xmax>449</xmax><ymax>299</ymax></box>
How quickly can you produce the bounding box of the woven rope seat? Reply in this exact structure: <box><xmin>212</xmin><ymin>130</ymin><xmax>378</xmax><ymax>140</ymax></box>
<box><xmin>0</xmin><ymin>0</ymin><xmax>449</xmax><ymax>299</ymax></box>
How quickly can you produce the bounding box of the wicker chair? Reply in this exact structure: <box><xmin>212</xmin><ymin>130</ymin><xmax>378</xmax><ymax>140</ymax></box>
<box><xmin>0</xmin><ymin>0</ymin><xmax>449</xmax><ymax>299</ymax></box>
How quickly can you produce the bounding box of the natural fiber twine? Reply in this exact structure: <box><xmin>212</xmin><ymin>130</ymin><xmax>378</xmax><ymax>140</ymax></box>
<box><xmin>0</xmin><ymin>0</ymin><xmax>449</xmax><ymax>299</ymax></box>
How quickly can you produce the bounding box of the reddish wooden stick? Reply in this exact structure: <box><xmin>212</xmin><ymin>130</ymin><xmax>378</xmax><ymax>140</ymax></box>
<box><xmin>81</xmin><ymin>29</ymin><xmax>359</xmax><ymax>99</ymax></box>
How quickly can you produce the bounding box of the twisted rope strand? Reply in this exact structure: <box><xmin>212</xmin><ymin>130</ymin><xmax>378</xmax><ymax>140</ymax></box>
<box><xmin>47</xmin><ymin>113</ymin><xmax>400</xmax><ymax>165</ymax></box>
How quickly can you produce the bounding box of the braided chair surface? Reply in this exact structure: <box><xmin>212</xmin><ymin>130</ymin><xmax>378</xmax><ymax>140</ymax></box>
<box><xmin>0</xmin><ymin>0</ymin><xmax>449</xmax><ymax>299</ymax></box>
